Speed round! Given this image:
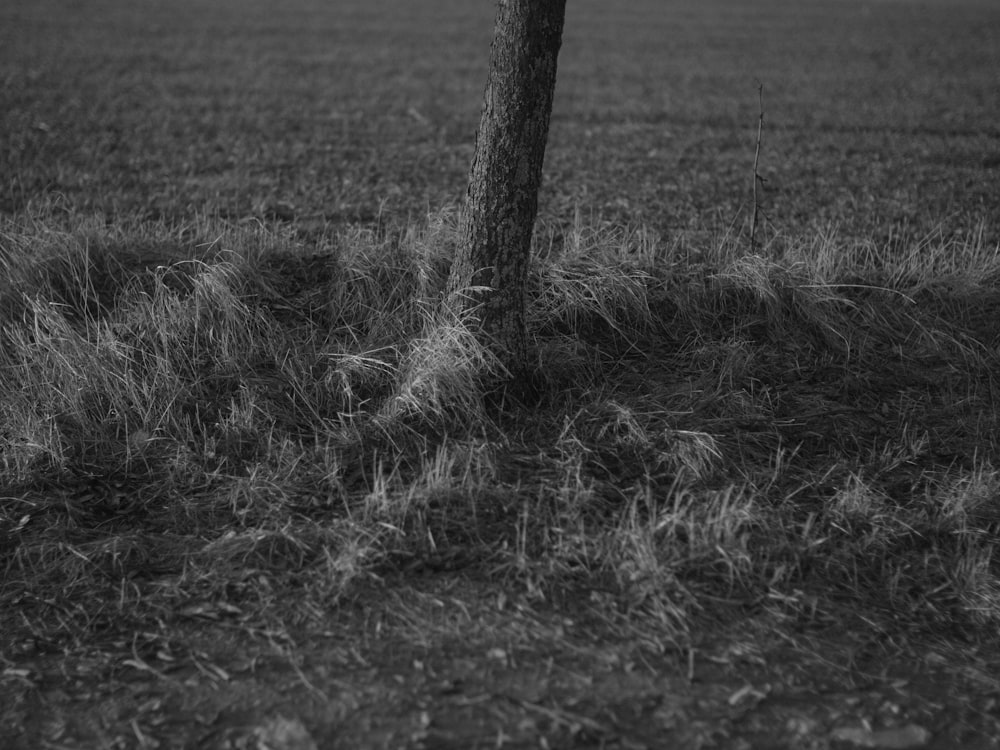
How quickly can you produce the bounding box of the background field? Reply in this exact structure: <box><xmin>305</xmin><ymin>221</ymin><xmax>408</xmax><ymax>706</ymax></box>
<box><xmin>3</xmin><ymin>0</ymin><xmax>998</xmax><ymax>240</ymax></box>
<box><xmin>2</xmin><ymin>0</ymin><xmax>1000</xmax><ymax>748</ymax></box>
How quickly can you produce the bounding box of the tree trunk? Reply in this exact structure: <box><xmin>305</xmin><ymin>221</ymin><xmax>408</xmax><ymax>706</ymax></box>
<box><xmin>447</xmin><ymin>0</ymin><xmax>567</xmax><ymax>387</ymax></box>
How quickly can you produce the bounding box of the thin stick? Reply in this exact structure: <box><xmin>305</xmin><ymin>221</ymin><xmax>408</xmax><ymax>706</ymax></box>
<box><xmin>750</xmin><ymin>83</ymin><xmax>765</xmax><ymax>253</ymax></box>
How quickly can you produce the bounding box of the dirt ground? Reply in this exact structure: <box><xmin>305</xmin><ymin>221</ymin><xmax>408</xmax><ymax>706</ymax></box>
<box><xmin>4</xmin><ymin>572</ymin><xmax>999</xmax><ymax>749</ymax></box>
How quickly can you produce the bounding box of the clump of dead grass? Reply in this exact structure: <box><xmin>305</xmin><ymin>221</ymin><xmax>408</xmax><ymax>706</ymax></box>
<box><xmin>380</xmin><ymin>304</ymin><xmax>505</xmax><ymax>433</ymax></box>
<box><xmin>2</xmin><ymin>206</ymin><xmax>999</xmax><ymax>656</ymax></box>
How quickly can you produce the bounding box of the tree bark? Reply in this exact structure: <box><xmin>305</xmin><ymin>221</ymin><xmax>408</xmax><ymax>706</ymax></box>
<box><xmin>447</xmin><ymin>0</ymin><xmax>567</xmax><ymax>386</ymax></box>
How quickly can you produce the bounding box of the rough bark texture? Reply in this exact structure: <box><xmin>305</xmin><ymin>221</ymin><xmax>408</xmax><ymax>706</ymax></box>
<box><xmin>447</xmin><ymin>0</ymin><xmax>567</xmax><ymax>385</ymax></box>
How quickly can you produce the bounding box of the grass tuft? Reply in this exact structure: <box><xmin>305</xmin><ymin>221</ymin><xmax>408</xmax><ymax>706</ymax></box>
<box><xmin>381</xmin><ymin>304</ymin><xmax>505</xmax><ymax>433</ymax></box>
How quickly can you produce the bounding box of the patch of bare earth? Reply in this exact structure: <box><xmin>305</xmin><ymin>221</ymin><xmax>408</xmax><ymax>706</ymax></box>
<box><xmin>3</xmin><ymin>574</ymin><xmax>999</xmax><ymax>749</ymax></box>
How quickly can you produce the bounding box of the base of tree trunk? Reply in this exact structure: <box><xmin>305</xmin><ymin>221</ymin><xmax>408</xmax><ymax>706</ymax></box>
<box><xmin>445</xmin><ymin>0</ymin><xmax>567</xmax><ymax>388</ymax></box>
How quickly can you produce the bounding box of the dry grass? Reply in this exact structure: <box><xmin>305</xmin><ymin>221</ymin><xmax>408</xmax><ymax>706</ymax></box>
<box><xmin>3</xmin><ymin>206</ymin><xmax>999</xmax><ymax>651</ymax></box>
